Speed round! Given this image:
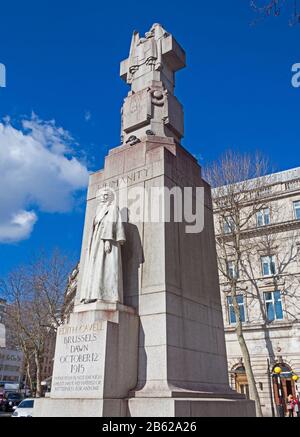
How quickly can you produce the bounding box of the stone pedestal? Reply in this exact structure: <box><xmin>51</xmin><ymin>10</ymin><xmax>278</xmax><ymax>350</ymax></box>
<box><xmin>128</xmin><ymin>398</ymin><xmax>255</xmax><ymax>417</ymax></box>
<box><xmin>34</xmin><ymin>303</ymin><xmax>138</xmax><ymax>417</ymax></box>
<box><xmin>69</xmin><ymin>135</ymin><xmax>254</xmax><ymax>417</ymax></box>
<box><xmin>34</xmin><ymin>134</ymin><xmax>255</xmax><ymax>417</ymax></box>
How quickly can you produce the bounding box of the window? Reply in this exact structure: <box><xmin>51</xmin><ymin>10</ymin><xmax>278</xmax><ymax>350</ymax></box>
<box><xmin>264</xmin><ymin>291</ymin><xmax>283</xmax><ymax>321</ymax></box>
<box><xmin>294</xmin><ymin>201</ymin><xmax>300</xmax><ymax>220</ymax></box>
<box><xmin>223</xmin><ymin>216</ymin><xmax>235</xmax><ymax>234</ymax></box>
<box><xmin>18</xmin><ymin>399</ymin><xmax>34</xmax><ymax>409</ymax></box>
<box><xmin>261</xmin><ymin>255</ymin><xmax>276</xmax><ymax>276</ymax></box>
<box><xmin>257</xmin><ymin>208</ymin><xmax>270</xmax><ymax>227</ymax></box>
<box><xmin>227</xmin><ymin>261</ymin><xmax>239</xmax><ymax>279</ymax></box>
<box><xmin>227</xmin><ymin>295</ymin><xmax>245</xmax><ymax>324</ymax></box>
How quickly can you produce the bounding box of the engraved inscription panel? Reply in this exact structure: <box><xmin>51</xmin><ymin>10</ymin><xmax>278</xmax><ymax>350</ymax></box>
<box><xmin>51</xmin><ymin>321</ymin><xmax>105</xmax><ymax>399</ymax></box>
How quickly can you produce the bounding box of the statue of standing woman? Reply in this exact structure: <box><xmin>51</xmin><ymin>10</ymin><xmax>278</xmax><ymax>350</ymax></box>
<box><xmin>80</xmin><ymin>188</ymin><xmax>126</xmax><ymax>304</ymax></box>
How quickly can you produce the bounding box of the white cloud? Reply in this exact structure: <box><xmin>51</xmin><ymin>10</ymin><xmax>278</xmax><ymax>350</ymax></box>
<box><xmin>0</xmin><ymin>114</ymin><xmax>89</xmax><ymax>243</ymax></box>
<box><xmin>0</xmin><ymin>210</ymin><xmax>37</xmax><ymax>243</ymax></box>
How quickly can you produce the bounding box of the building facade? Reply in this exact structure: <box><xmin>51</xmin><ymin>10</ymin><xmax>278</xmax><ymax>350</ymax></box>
<box><xmin>0</xmin><ymin>298</ymin><xmax>5</xmax><ymax>348</ymax></box>
<box><xmin>0</xmin><ymin>298</ymin><xmax>24</xmax><ymax>391</ymax></box>
<box><xmin>0</xmin><ymin>348</ymin><xmax>23</xmax><ymax>388</ymax></box>
<box><xmin>40</xmin><ymin>334</ymin><xmax>56</xmax><ymax>384</ymax></box>
<box><xmin>213</xmin><ymin>167</ymin><xmax>300</xmax><ymax>417</ymax></box>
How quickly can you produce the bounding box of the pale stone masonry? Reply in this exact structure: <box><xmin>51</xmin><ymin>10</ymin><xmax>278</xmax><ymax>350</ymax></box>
<box><xmin>213</xmin><ymin>167</ymin><xmax>300</xmax><ymax>417</ymax></box>
<box><xmin>34</xmin><ymin>24</ymin><xmax>255</xmax><ymax>417</ymax></box>
<box><xmin>0</xmin><ymin>299</ymin><xmax>24</xmax><ymax>388</ymax></box>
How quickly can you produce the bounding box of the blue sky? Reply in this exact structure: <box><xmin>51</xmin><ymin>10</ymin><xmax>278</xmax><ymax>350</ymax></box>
<box><xmin>0</xmin><ymin>0</ymin><xmax>299</xmax><ymax>275</ymax></box>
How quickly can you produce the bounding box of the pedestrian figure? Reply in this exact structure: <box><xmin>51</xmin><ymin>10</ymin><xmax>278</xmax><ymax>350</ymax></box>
<box><xmin>293</xmin><ymin>397</ymin><xmax>299</xmax><ymax>418</ymax></box>
<box><xmin>287</xmin><ymin>394</ymin><xmax>294</xmax><ymax>417</ymax></box>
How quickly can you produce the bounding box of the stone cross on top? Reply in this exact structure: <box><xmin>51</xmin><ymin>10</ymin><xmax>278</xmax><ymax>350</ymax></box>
<box><xmin>120</xmin><ymin>24</ymin><xmax>186</xmax><ymax>145</ymax></box>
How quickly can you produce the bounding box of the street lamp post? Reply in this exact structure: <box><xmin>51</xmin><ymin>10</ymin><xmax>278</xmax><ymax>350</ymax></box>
<box><xmin>292</xmin><ymin>374</ymin><xmax>299</xmax><ymax>398</ymax></box>
<box><xmin>292</xmin><ymin>375</ymin><xmax>300</xmax><ymax>417</ymax></box>
<box><xmin>275</xmin><ymin>368</ymin><xmax>284</xmax><ymax>417</ymax></box>
<box><xmin>267</xmin><ymin>359</ymin><xmax>276</xmax><ymax>417</ymax></box>
<box><xmin>274</xmin><ymin>366</ymin><xmax>285</xmax><ymax>417</ymax></box>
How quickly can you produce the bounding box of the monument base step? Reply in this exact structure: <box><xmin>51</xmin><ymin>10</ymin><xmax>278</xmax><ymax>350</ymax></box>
<box><xmin>128</xmin><ymin>397</ymin><xmax>256</xmax><ymax>417</ymax></box>
<box><xmin>33</xmin><ymin>396</ymin><xmax>255</xmax><ymax>417</ymax></box>
<box><xmin>33</xmin><ymin>397</ymin><xmax>128</xmax><ymax>417</ymax></box>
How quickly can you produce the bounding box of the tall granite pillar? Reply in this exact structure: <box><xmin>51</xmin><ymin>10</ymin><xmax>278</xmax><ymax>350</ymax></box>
<box><xmin>34</xmin><ymin>23</ymin><xmax>255</xmax><ymax>417</ymax></box>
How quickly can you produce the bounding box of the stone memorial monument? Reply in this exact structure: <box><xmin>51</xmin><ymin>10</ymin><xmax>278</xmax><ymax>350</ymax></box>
<box><xmin>34</xmin><ymin>24</ymin><xmax>255</xmax><ymax>417</ymax></box>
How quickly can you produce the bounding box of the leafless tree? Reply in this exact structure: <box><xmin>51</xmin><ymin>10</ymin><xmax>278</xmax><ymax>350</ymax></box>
<box><xmin>205</xmin><ymin>150</ymin><xmax>300</xmax><ymax>416</ymax></box>
<box><xmin>205</xmin><ymin>150</ymin><xmax>275</xmax><ymax>417</ymax></box>
<box><xmin>250</xmin><ymin>0</ymin><xmax>300</xmax><ymax>25</ymax></box>
<box><xmin>0</xmin><ymin>250</ymin><xmax>73</xmax><ymax>397</ymax></box>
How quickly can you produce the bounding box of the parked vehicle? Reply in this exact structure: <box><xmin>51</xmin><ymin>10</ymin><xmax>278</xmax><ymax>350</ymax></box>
<box><xmin>0</xmin><ymin>392</ymin><xmax>5</xmax><ymax>408</ymax></box>
<box><xmin>11</xmin><ymin>398</ymin><xmax>34</xmax><ymax>417</ymax></box>
<box><xmin>2</xmin><ymin>392</ymin><xmax>23</xmax><ymax>412</ymax></box>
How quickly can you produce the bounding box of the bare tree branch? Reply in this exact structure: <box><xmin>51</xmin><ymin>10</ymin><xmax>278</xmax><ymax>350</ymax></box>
<box><xmin>250</xmin><ymin>0</ymin><xmax>300</xmax><ymax>25</ymax></box>
<box><xmin>0</xmin><ymin>250</ymin><xmax>73</xmax><ymax>397</ymax></box>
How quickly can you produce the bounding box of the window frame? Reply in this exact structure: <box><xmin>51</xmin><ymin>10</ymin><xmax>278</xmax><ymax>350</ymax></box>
<box><xmin>261</xmin><ymin>255</ymin><xmax>276</xmax><ymax>277</ymax></box>
<box><xmin>227</xmin><ymin>260</ymin><xmax>239</xmax><ymax>279</ymax></box>
<box><xmin>227</xmin><ymin>294</ymin><xmax>245</xmax><ymax>325</ymax></box>
<box><xmin>293</xmin><ymin>200</ymin><xmax>300</xmax><ymax>220</ymax></box>
<box><xmin>263</xmin><ymin>290</ymin><xmax>283</xmax><ymax>322</ymax></box>
<box><xmin>256</xmin><ymin>207</ymin><xmax>270</xmax><ymax>227</ymax></box>
<box><xmin>223</xmin><ymin>216</ymin><xmax>235</xmax><ymax>234</ymax></box>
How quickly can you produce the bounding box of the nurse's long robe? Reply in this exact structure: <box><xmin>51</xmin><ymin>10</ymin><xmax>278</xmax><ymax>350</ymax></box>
<box><xmin>80</xmin><ymin>203</ymin><xmax>126</xmax><ymax>303</ymax></box>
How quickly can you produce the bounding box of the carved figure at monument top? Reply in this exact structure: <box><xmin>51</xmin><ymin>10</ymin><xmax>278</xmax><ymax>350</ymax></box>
<box><xmin>120</xmin><ymin>23</ymin><xmax>186</xmax><ymax>144</ymax></box>
<box><xmin>127</xmin><ymin>23</ymin><xmax>167</xmax><ymax>83</ymax></box>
